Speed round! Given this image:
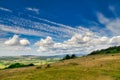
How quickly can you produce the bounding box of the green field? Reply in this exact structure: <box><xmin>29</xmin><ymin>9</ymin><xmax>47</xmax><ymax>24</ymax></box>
<box><xmin>0</xmin><ymin>53</ymin><xmax>120</xmax><ymax>80</ymax></box>
<box><xmin>0</xmin><ymin>56</ymin><xmax>60</xmax><ymax>69</ymax></box>
<box><xmin>0</xmin><ymin>63</ymin><xmax>5</xmax><ymax>69</ymax></box>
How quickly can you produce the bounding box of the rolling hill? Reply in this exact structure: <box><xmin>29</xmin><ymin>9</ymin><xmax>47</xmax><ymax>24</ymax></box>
<box><xmin>0</xmin><ymin>54</ymin><xmax>120</xmax><ymax>80</ymax></box>
<box><xmin>0</xmin><ymin>46</ymin><xmax>120</xmax><ymax>80</ymax></box>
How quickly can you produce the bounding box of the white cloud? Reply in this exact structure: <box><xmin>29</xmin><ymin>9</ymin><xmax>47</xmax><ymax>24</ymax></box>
<box><xmin>26</xmin><ymin>7</ymin><xmax>39</xmax><ymax>14</ymax></box>
<box><xmin>4</xmin><ymin>35</ymin><xmax>20</xmax><ymax>46</ymax></box>
<box><xmin>0</xmin><ymin>24</ymin><xmax>51</xmax><ymax>37</ymax></box>
<box><xmin>89</xmin><ymin>36</ymin><xmax>109</xmax><ymax>46</ymax></box>
<box><xmin>64</xmin><ymin>32</ymin><xmax>93</xmax><ymax>45</ymax></box>
<box><xmin>35</xmin><ymin>36</ymin><xmax>54</xmax><ymax>52</ymax></box>
<box><xmin>34</xmin><ymin>30</ymin><xmax>120</xmax><ymax>55</ymax></box>
<box><xmin>35</xmin><ymin>36</ymin><xmax>54</xmax><ymax>46</ymax></box>
<box><xmin>4</xmin><ymin>35</ymin><xmax>30</xmax><ymax>46</ymax></box>
<box><xmin>0</xmin><ymin>16</ymin><xmax>96</xmax><ymax>40</ymax></box>
<box><xmin>29</xmin><ymin>16</ymin><xmax>90</xmax><ymax>37</ymax></box>
<box><xmin>1</xmin><ymin>12</ymin><xmax>120</xmax><ymax>56</ymax></box>
<box><xmin>106</xmin><ymin>19</ymin><xmax>120</xmax><ymax>35</ymax></box>
<box><xmin>97</xmin><ymin>12</ymin><xmax>120</xmax><ymax>35</ymax></box>
<box><xmin>0</xmin><ymin>38</ymin><xmax>35</xmax><ymax>56</ymax></box>
<box><xmin>20</xmin><ymin>39</ymin><xmax>30</xmax><ymax>46</ymax></box>
<box><xmin>0</xmin><ymin>7</ymin><xmax>12</xmax><ymax>12</ymax></box>
<box><xmin>35</xmin><ymin>32</ymin><xmax>95</xmax><ymax>53</ymax></box>
<box><xmin>109</xmin><ymin>36</ymin><xmax>120</xmax><ymax>46</ymax></box>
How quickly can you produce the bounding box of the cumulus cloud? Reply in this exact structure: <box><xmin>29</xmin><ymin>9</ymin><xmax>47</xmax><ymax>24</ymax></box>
<box><xmin>35</xmin><ymin>36</ymin><xmax>54</xmax><ymax>52</ymax></box>
<box><xmin>34</xmin><ymin>30</ymin><xmax>120</xmax><ymax>55</ymax></box>
<box><xmin>109</xmin><ymin>36</ymin><xmax>120</xmax><ymax>46</ymax></box>
<box><xmin>1</xmin><ymin>11</ymin><xmax>120</xmax><ymax>55</ymax></box>
<box><xmin>64</xmin><ymin>32</ymin><xmax>93</xmax><ymax>45</ymax></box>
<box><xmin>4</xmin><ymin>35</ymin><xmax>30</xmax><ymax>46</ymax></box>
<box><xmin>0</xmin><ymin>41</ymin><xmax>34</xmax><ymax>56</ymax></box>
<box><xmin>20</xmin><ymin>39</ymin><xmax>30</xmax><ymax>46</ymax></box>
<box><xmin>4</xmin><ymin>35</ymin><xmax>19</xmax><ymax>46</ymax></box>
<box><xmin>26</xmin><ymin>7</ymin><xmax>39</xmax><ymax>14</ymax></box>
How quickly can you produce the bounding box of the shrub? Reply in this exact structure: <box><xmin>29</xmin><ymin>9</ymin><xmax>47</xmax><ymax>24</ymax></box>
<box><xmin>28</xmin><ymin>63</ymin><xmax>34</xmax><ymax>66</ymax></box>
<box><xmin>45</xmin><ymin>64</ymin><xmax>51</xmax><ymax>68</ymax></box>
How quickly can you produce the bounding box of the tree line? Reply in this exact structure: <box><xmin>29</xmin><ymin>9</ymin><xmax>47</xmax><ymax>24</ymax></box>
<box><xmin>62</xmin><ymin>54</ymin><xmax>77</xmax><ymax>60</ymax></box>
<box><xmin>89</xmin><ymin>46</ymin><xmax>120</xmax><ymax>55</ymax></box>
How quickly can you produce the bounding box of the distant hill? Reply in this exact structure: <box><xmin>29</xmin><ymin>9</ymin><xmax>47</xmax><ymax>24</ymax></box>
<box><xmin>89</xmin><ymin>46</ymin><xmax>120</xmax><ymax>55</ymax></box>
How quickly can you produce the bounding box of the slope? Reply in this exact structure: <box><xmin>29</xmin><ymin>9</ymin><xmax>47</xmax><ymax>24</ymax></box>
<box><xmin>0</xmin><ymin>53</ymin><xmax>120</xmax><ymax>80</ymax></box>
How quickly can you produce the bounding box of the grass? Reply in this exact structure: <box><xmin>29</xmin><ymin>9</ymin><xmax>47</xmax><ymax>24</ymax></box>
<box><xmin>0</xmin><ymin>63</ymin><xmax>5</xmax><ymax>69</ymax></box>
<box><xmin>1</xmin><ymin>53</ymin><xmax>120</xmax><ymax>80</ymax></box>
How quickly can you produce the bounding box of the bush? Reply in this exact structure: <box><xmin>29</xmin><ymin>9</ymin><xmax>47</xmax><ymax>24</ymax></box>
<box><xmin>6</xmin><ymin>63</ymin><xmax>34</xmax><ymax>69</ymax></box>
<box><xmin>28</xmin><ymin>63</ymin><xmax>34</xmax><ymax>66</ymax></box>
<box><xmin>45</xmin><ymin>64</ymin><xmax>51</xmax><ymax>68</ymax></box>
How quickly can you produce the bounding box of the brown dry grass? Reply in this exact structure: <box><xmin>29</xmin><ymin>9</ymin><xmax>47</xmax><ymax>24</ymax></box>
<box><xmin>1</xmin><ymin>53</ymin><xmax>120</xmax><ymax>80</ymax></box>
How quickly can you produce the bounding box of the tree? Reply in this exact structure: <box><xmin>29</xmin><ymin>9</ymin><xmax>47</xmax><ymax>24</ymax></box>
<box><xmin>63</xmin><ymin>54</ymin><xmax>71</xmax><ymax>60</ymax></box>
<box><xmin>71</xmin><ymin>54</ymin><xmax>77</xmax><ymax>59</ymax></box>
<box><xmin>62</xmin><ymin>54</ymin><xmax>77</xmax><ymax>60</ymax></box>
<box><xmin>7</xmin><ymin>63</ymin><xmax>25</xmax><ymax>68</ymax></box>
<box><xmin>6</xmin><ymin>63</ymin><xmax>34</xmax><ymax>69</ymax></box>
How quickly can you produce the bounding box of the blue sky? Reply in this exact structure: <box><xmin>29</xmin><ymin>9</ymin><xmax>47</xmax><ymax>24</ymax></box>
<box><xmin>0</xmin><ymin>0</ymin><xmax>120</xmax><ymax>56</ymax></box>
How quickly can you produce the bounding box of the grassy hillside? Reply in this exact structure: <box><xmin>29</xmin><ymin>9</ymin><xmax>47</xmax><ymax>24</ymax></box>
<box><xmin>0</xmin><ymin>56</ymin><xmax>60</xmax><ymax>69</ymax></box>
<box><xmin>0</xmin><ymin>63</ymin><xmax>5</xmax><ymax>69</ymax></box>
<box><xmin>89</xmin><ymin>46</ymin><xmax>120</xmax><ymax>55</ymax></box>
<box><xmin>1</xmin><ymin>53</ymin><xmax>120</xmax><ymax>80</ymax></box>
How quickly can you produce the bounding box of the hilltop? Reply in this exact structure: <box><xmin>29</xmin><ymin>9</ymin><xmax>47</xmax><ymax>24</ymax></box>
<box><xmin>89</xmin><ymin>46</ymin><xmax>120</xmax><ymax>55</ymax></box>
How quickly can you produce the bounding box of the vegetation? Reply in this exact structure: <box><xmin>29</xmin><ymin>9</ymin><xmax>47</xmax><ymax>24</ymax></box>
<box><xmin>45</xmin><ymin>64</ymin><xmax>51</xmax><ymax>68</ymax></box>
<box><xmin>1</xmin><ymin>46</ymin><xmax>120</xmax><ymax>80</ymax></box>
<box><xmin>89</xmin><ymin>46</ymin><xmax>120</xmax><ymax>55</ymax></box>
<box><xmin>0</xmin><ymin>63</ymin><xmax>5</xmax><ymax>69</ymax></box>
<box><xmin>6</xmin><ymin>63</ymin><xmax>34</xmax><ymax>69</ymax></box>
<box><xmin>1</xmin><ymin>53</ymin><xmax>120</xmax><ymax>80</ymax></box>
<box><xmin>28</xmin><ymin>63</ymin><xmax>34</xmax><ymax>66</ymax></box>
<box><xmin>62</xmin><ymin>54</ymin><xmax>77</xmax><ymax>60</ymax></box>
<box><xmin>71</xmin><ymin>54</ymin><xmax>77</xmax><ymax>58</ymax></box>
<box><xmin>0</xmin><ymin>56</ymin><xmax>60</xmax><ymax>69</ymax></box>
